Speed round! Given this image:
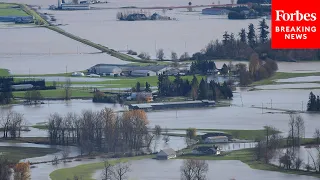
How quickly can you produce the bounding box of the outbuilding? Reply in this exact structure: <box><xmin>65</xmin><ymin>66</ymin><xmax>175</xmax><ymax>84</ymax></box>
<box><xmin>204</xmin><ymin>136</ymin><xmax>228</xmax><ymax>144</ymax></box>
<box><xmin>131</xmin><ymin>70</ymin><xmax>156</xmax><ymax>77</ymax></box>
<box><xmin>89</xmin><ymin>65</ymin><xmax>122</xmax><ymax>76</ymax></box>
<box><xmin>157</xmin><ymin>148</ymin><xmax>176</xmax><ymax>160</ymax></box>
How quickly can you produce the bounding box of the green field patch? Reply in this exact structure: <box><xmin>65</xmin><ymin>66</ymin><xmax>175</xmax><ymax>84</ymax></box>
<box><xmin>13</xmin><ymin>89</ymin><xmax>92</xmax><ymax>99</ymax></box>
<box><xmin>0</xmin><ymin>69</ymin><xmax>10</xmax><ymax>76</ymax></box>
<box><xmin>50</xmin><ymin>155</ymin><xmax>153</xmax><ymax>180</ymax></box>
<box><xmin>0</xmin><ymin>8</ymin><xmax>28</xmax><ymax>16</ymax></box>
<box><xmin>0</xmin><ymin>146</ymin><xmax>59</xmax><ymax>163</ymax></box>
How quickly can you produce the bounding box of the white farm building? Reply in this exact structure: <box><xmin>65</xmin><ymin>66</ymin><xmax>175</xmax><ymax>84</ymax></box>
<box><xmin>204</xmin><ymin>136</ymin><xmax>228</xmax><ymax>144</ymax></box>
<box><xmin>131</xmin><ymin>70</ymin><xmax>157</xmax><ymax>77</ymax></box>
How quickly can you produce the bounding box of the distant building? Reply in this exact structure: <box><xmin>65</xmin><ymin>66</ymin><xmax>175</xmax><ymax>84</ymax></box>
<box><xmin>0</xmin><ymin>16</ymin><xmax>34</xmax><ymax>23</ymax></box>
<box><xmin>88</xmin><ymin>65</ymin><xmax>122</xmax><ymax>76</ymax></box>
<box><xmin>192</xmin><ymin>146</ymin><xmax>218</xmax><ymax>155</ymax></box>
<box><xmin>202</xmin><ymin>8</ymin><xmax>229</xmax><ymax>15</ymax></box>
<box><xmin>125</xmin><ymin>13</ymin><xmax>148</xmax><ymax>21</ymax></box>
<box><xmin>71</xmin><ymin>72</ymin><xmax>84</xmax><ymax>76</ymax></box>
<box><xmin>204</xmin><ymin>136</ymin><xmax>228</xmax><ymax>144</ymax></box>
<box><xmin>131</xmin><ymin>70</ymin><xmax>157</xmax><ymax>77</ymax></box>
<box><xmin>128</xmin><ymin>92</ymin><xmax>153</xmax><ymax>102</ymax></box>
<box><xmin>157</xmin><ymin>148</ymin><xmax>176</xmax><ymax>160</ymax></box>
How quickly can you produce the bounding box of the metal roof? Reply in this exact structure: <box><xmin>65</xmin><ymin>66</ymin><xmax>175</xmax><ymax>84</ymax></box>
<box><xmin>158</xmin><ymin>148</ymin><xmax>176</xmax><ymax>156</ymax></box>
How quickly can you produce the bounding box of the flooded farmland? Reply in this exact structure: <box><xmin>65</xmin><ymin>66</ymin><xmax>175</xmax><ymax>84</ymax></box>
<box><xmin>93</xmin><ymin>159</ymin><xmax>319</xmax><ymax>180</ymax></box>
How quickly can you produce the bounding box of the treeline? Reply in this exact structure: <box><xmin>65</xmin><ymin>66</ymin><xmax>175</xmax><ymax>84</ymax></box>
<box><xmin>93</xmin><ymin>90</ymin><xmax>121</xmax><ymax>104</ymax></box>
<box><xmin>190</xmin><ymin>60</ymin><xmax>216</xmax><ymax>74</ymax></box>
<box><xmin>307</xmin><ymin>92</ymin><xmax>320</xmax><ymax>111</ymax></box>
<box><xmin>191</xmin><ymin>19</ymin><xmax>320</xmax><ymax>62</ymax></box>
<box><xmin>48</xmin><ymin>109</ymin><xmax>154</xmax><ymax>155</ymax></box>
<box><xmin>0</xmin><ymin>111</ymin><xmax>25</xmax><ymax>139</ymax></box>
<box><xmin>237</xmin><ymin>0</ymin><xmax>270</xmax><ymax>4</ymax></box>
<box><xmin>238</xmin><ymin>53</ymin><xmax>278</xmax><ymax>86</ymax></box>
<box><xmin>158</xmin><ymin>74</ymin><xmax>233</xmax><ymax>100</ymax></box>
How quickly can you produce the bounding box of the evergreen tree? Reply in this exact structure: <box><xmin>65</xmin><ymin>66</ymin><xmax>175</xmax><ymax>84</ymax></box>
<box><xmin>136</xmin><ymin>82</ymin><xmax>141</xmax><ymax>92</ymax></box>
<box><xmin>191</xmin><ymin>75</ymin><xmax>199</xmax><ymax>100</ymax></box>
<box><xmin>145</xmin><ymin>82</ymin><xmax>151</xmax><ymax>92</ymax></box>
<box><xmin>307</xmin><ymin>92</ymin><xmax>317</xmax><ymax>111</ymax></box>
<box><xmin>198</xmin><ymin>78</ymin><xmax>208</xmax><ymax>100</ymax></box>
<box><xmin>209</xmin><ymin>80</ymin><xmax>216</xmax><ymax>100</ymax></box>
<box><xmin>317</xmin><ymin>96</ymin><xmax>320</xmax><ymax>111</ymax></box>
<box><xmin>239</xmin><ymin>28</ymin><xmax>247</xmax><ymax>44</ymax></box>
<box><xmin>258</xmin><ymin>19</ymin><xmax>269</xmax><ymax>43</ymax></box>
<box><xmin>183</xmin><ymin>79</ymin><xmax>191</xmax><ymax>96</ymax></box>
<box><xmin>221</xmin><ymin>64</ymin><xmax>229</xmax><ymax>75</ymax></box>
<box><xmin>222</xmin><ymin>31</ymin><xmax>230</xmax><ymax>45</ymax></box>
<box><xmin>247</xmin><ymin>23</ymin><xmax>256</xmax><ymax>48</ymax></box>
<box><xmin>174</xmin><ymin>74</ymin><xmax>183</xmax><ymax>96</ymax></box>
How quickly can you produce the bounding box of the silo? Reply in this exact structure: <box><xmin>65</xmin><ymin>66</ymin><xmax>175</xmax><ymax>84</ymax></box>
<box><xmin>58</xmin><ymin>0</ymin><xmax>62</xmax><ymax>8</ymax></box>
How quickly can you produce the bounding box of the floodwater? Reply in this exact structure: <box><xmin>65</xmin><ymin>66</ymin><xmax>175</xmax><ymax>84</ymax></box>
<box><xmin>0</xmin><ymin>99</ymin><xmax>124</xmax><ymax>124</ymax></box>
<box><xmin>2</xmin><ymin>88</ymin><xmax>320</xmax><ymax>138</ymax></box>
<box><xmin>0</xmin><ymin>24</ymin><xmax>127</xmax><ymax>74</ymax></box>
<box><xmin>45</xmin><ymin>8</ymin><xmax>270</xmax><ymax>58</ymax></box>
<box><xmin>276</xmin><ymin>76</ymin><xmax>320</xmax><ymax>83</ymax></box>
<box><xmin>0</xmin><ymin>142</ymin><xmax>80</xmax><ymax>163</ymax></box>
<box><xmin>93</xmin><ymin>159</ymin><xmax>318</xmax><ymax>180</ymax></box>
<box><xmin>255</xmin><ymin>83</ymin><xmax>320</xmax><ymax>90</ymax></box>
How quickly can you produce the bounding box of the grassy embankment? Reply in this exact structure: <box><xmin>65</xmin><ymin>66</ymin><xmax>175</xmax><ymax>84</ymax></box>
<box><xmin>19</xmin><ymin>4</ymin><xmax>152</xmax><ymax>63</ymax></box>
<box><xmin>50</xmin><ymin>155</ymin><xmax>154</xmax><ymax>180</ymax></box>
<box><xmin>252</xmin><ymin>72</ymin><xmax>320</xmax><ymax>86</ymax></box>
<box><xmin>0</xmin><ymin>146</ymin><xmax>59</xmax><ymax>163</ymax></box>
<box><xmin>0</xmin><ymin>69</ymin><xmax>10</xmax><ymax>76</ymax></box>
<box><xmin>0</xmin><ymin>3</ymin><xmax>28</xmax><ymax>16</ymax></box>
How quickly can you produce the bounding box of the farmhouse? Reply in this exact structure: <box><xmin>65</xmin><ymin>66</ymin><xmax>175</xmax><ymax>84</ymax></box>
<box><xmin>204</xmin><ymin>136</ymin><xmax>229</xmax><ymax>144</ymax></box>
<box><xmin>157</xmin><ymin>148</ymin><xmax>176</xmax><ymax>160</ymax></box>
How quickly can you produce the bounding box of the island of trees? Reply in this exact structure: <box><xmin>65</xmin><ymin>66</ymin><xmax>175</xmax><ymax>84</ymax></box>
<box><xmin>307</xmin><ymin>92</ymin><xmax>320</xmax><ymax>112</ymax></box>
<box><xmin>191</xmin><ymin>19</ymin><xmax>320</xmax><ymax>62</ymax></box>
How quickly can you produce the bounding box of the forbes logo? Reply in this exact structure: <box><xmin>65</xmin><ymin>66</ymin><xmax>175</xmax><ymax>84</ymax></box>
<box><xmin>275</xmin><ymin>10</ymin><xmax>317</xmax><ymax>21</ymax></box>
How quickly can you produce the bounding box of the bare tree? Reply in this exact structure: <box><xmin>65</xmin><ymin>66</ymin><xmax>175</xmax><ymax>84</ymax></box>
<box><xmin>112</xmin><ymin>162</ymin><xmax>131</xmax><ymax>180</ymax></box>
<box><xmin>171</xmin><ymin>51</ymin><xmax>178</xmax><ymax>61</ymax></box>
<box><xmin>154</xmin><ymin>125</ymin><xmax>162</xmax><ymax>136</ymax></box>
<box><xmin>162</xmin><ymin>128</ymin><xmax>170</xmax><ymax>144</ymax></box>
<box><xmin>180</xmin><ymin>159</ymin><xmax>208</xmax><ymax>180</ymax></box>
<box><xmin>314</xmin><ymin>129</ymin><xmax>320</xmax><ymax>145</ymax></box>
<box><xmin>193</xmin><ymin>160</ymin><xmax>208</xmax><ymax>180</ymax></box>
<box><xmin>180</xmin><ymin>159</ymin><xmax>195</xmax><ymax>180</ymax></box>
<box><xmin>294</xmin><ymin>115</ymin><xmax>305</xmax><ymax>147</ymax></box>
<box><xmin>156</xmin><ymin>49</ymin><xmax>165</xmax><ymax>61</ymax></box>
<box><xmin>64</xmin><ymin>78</ymin><xmax>72</xmax><ymax>100</ymax></box>
<box><xmin>61</xmin><ymin>147</ymin><xmax>70</xmax><ymax>163</ymax></box>
<box><xmin>101</xmin><ymin>160</ymin><xmax>113</xmax><ymax>180</ymax></box>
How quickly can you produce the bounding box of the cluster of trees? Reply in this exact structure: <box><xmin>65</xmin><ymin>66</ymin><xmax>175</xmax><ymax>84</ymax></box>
<box><xmin>157</xmin><ymin>74</ymin><xmax>233</xmax><ymax>100</ymax></box>
<box><xmin>24</xmin><ymin>90</ymin><xmax>43</xmax><ymax>104</ymax></box>
<box><xmin>307</xmin><ymin>92</ymin><xmax>320</xmax><ymax>111</ymax></box>
<box><xmin>0</xmin><ymin>77</ymin><xmax>13</xmax><ymax>105</ymax></box>
<box><xmin>237</xmin><ymin>53</ymin><xmax>278</xmax><ymax>86</ymax></box>
<box><xmin>252</xmin><ymin>114</ymin><xmax>320</xmax><ymax>172</ymax></box>
<box><xmin>47</xmin><ymin>109</ymin><xmax>155</xmax><ymax>155</ymax></box>
<box><xmin>93</xmin><ymin>90</ymin><xmax>119</xmax><ymax>104</ymax></box>
<box><xmin>192</xmin><ymin>19</ymin><xmax>320</xmax><ymax>62</ymax></box>
<box><xmin>180</xmin><ymin>159</ymin><xmax>208</xmax><ymax>180</ymax></box>
<box><xmin>0</xmin><ymin>158</ymin><xmax>30</xmax><ymax>180</ymax></box>
<box><xmin>132</xmin><ymin>82</ymin><xmax>152</xmax><ymax>92</ymax></box>
<box><xmin>0</xmin><ymin>111</ymin><xmax>25</xmax><ymax>139</ymax></box>
<box><xmin>190</xmin><ymin>60</ymin><xmax>216</xmax><ymax>74</ymax></box>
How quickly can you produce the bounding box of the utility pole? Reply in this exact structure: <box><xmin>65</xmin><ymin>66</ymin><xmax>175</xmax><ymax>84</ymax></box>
<box><xmin>66</xmin><ymin>66</ymin><xmax>68</xmax><ymax>75</ymax></box>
